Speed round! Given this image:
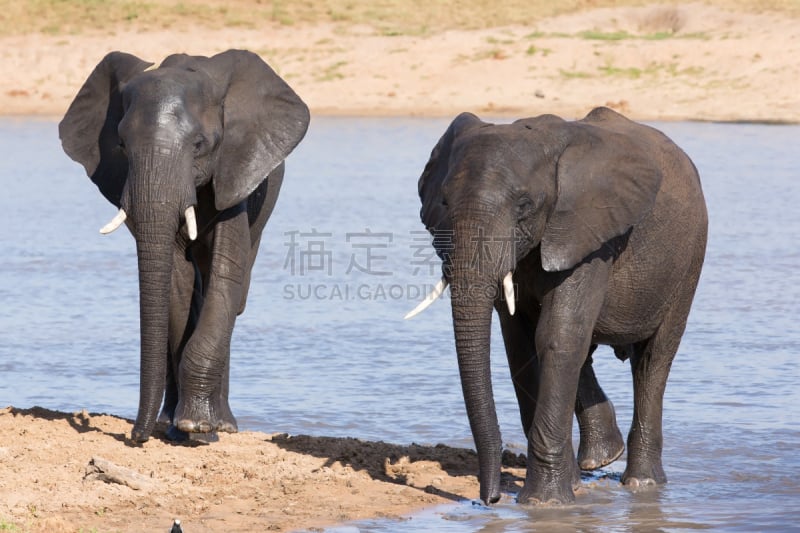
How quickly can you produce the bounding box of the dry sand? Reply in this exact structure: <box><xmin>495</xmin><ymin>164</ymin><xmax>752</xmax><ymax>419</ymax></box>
<box><xmin>1</xmin><ymin>2</ymin><xmax>797</xmax><ymax>532</ymax></box>
<box><xmin>0</xmin><ymin>406</ymin><xmax>527</xmax><ymax>532</ymax></box>
<box><xmin>1</xmin><ymin>3</ymin><xmax>798</xmax><ymax>121</ymax></box>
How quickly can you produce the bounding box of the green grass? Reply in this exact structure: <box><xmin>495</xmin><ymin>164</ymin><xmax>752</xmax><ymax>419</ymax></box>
<box><xmin>0</xmin><ymin>519</ymin><xmax>20</xmax><ymax>531</ymax></box>
<box><xmin>559</xmin><ymin>69</ymin><xmax>592</xmax><ymax>79</ymax></box>
<box><xmin>526</xmin><ymin>45</ymin><xmax>552</xmax><ymax>57</ymax></box>
<box><xmin>595</xmin><ymin>61</ymin><xmax>706</xmax><ymax>79</ymax></box>
<box><xmin>579</xmin><ymin>30</ymin><xmax>634</xmax><ymax>41</ymax></box>
<box><xmin>316</xmin><ymin>60</ymin><xmax>348</xmax><ymax>82</ymax></box>
<box><xmin>2</xmin><ymin>0</ymin><xmax>798</xmax><ymax>37</ymax></box>
<box><xmin>643</xmin><ymin>31</ymin><xmax>676</xmax><ymax>40</ymax></box>
<box><xmin>598</xmin><ymin>65</ymin><xmax>646</xmax><ymax>78</ymax></box>
<box><xmin>578</xmin><ymin>30</ymin><xmax>710</xmax><ymax>41</ymax></box>
<box><xmin>560</xmin><ymin>60</ymin><xmax>707</xmax><ymax>80</ymax></box>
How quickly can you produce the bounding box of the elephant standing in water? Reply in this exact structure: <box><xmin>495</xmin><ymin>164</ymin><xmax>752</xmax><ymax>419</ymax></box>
<box><xmin>59</xmin><ymin>50</ymin><xmax>309</xmax><ymax>442</ymax></box>
<box><xmin>407</xmin><ymin>107</ymin><xmax>707</xmax><ymax>504</ymax></box>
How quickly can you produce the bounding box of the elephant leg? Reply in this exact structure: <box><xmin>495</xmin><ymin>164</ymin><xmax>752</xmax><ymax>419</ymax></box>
<box><xmin>622</xmin><ymin>302</ymin><xmax>691</xmax><ymax>486</ymax></box>
<box><xmin>498</xmin><ymin>307</ymin><xmax>586</xmax><ymax>494</ymax></box>
<box><xmin>575</xmin><ymin>346</ymin><xmax>625</xmax><ymax>470</ymax></box>
<box><xmin>239</xmin><ymin>164</ymin><xmax>283</xmax><ymax>315</ymax></box>
<box><xmin>159</xmin><ymin>349</ymin><xmax>180</xmax><ymax>426</ymax></box>
<box><xmin>216</xmin><ymin>353</ymin><xmax>236</xmax><ymax>433</ymax></box>
<box><xmin>497</xmin><ymin>306</ymin><xmax>539</xmax><ymax>436</ymax></box>
<box><xmin>518</xmin><ymin>261</ymin><xmax>611</xmax><ymax>505</ymax></box>
<box><xmin>174</xmin><ymin>207</ymin><xmax>249</xmax><ymax>434</ymax></box>
<box><xmin>499</xmin><ymin>307</ymin><xmax>623</xmax><ymax>479</ymax></box>
<box><xmin>160</xmin><ymin>245</ymin><xmax>203</xmax><ymax>440</ymax></box>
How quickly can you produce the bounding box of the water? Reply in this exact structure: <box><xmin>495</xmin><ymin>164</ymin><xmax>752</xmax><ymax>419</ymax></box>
<box><xmin>1</xmin><ymin>116</ymin><xmax>798</xmax><ymax>531</ymax></box>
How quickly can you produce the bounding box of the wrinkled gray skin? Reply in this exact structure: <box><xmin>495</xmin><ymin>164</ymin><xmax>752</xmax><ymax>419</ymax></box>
<box><xmin>417</xmin><ymin>107</ymin><xmax>707</xmax><ymax>504</ymax></box>
<box><xmin>59</xmin><ymin>50</ymin><xmax>309</xmax><ymax>443</ymax></box>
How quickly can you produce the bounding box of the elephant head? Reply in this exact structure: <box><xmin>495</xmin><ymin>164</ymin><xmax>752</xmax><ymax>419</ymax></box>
<box><xmin>59</xmin><ymin>49</ymin><xmax>309</xmax><ymax>441</ymax></box>
<box><xmin>408</xmin><ymin>108</ymin><xmax>663</xmax><ymax>503</ymax></box>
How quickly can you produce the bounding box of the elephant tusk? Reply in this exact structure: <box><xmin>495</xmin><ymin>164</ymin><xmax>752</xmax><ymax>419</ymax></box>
<box><xmin>185</xmin><ymin>206</ymin><xmax>197</xmax><ymax>241</ymax></box>
<box><xmin>99</xmin><ymin>208</ymin><xmax>127</xmax><ymax>235</ymax></box>
<box><xmin>404</xmin><ymin>277</ymin><xmax>448</xmax><ymax>320</ymax></box>
<box><xmin>503</xmin><ymin>271</ymin><xmax>515</xmax><ymax>316</ymax></box>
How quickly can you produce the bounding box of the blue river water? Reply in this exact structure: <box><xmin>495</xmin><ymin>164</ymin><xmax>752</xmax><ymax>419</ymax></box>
<box><xmin>0</xmin><ymin>116</ymin><xmax>798</xmax><ymax>531</ymax></box>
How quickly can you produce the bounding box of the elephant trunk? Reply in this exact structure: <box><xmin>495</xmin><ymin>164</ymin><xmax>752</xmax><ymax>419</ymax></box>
<box><xmin>125</xmin><ymin>149</ymin><xmax>192</xmax><ymax>442</ymax></box>
<box><xmin>448</xmin><ymin>218</ymin><xmax>513</xmax><ymax>504</ymax></box>
<box><xmin>452</xmin><ymin>281</ymin><xmax>501</xmax><ymax>504</ymax></box>
<box><xmin>131</xmin><ymin>215</ymin><xmax>177</xmax><ymax>442</ymax></box>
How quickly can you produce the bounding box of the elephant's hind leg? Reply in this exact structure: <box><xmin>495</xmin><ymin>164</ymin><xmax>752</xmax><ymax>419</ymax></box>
<box><xmin>623</xmin><ymin>302</ymin><xmax>693</xmax><ymax>487</ymax></box>
<box><xmin>575</xmin><ymin>347</ymin><xmax>625</xmax><ymax>471</ymax></box>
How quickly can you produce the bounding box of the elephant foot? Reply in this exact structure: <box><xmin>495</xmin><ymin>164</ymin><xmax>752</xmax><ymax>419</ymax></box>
<box><xmin>217</xmin><ymin>419</ymin><xmax>238</xmax><ymax>433</ymax></box>
<box><xmin>577</xmin><ymin>431</ymin><xmax>624</xmax><ymax>471</ymax></box>
<box><xmin>165</xmin><ymin>424</ymin><xmax>221</xmax><ymax>443</ymax></box>
<box><xmin>576</xmin><ymin>400</ymin><xmax>625</xmax><ymax>471</ymax></box>
<box><xmin>517</xmin><ymin>457</ymin><xmax>579</xmax><ymax>505</ymax></box>
<box><xmin>174</xmin><ymin>396</ymin><xmax>238</xmax><ymax>434</ymax></box>
<box><xmin>622</xmin><ymin>460</ymin><xmax>667</xmax><ymax>488</ymax></box>
<box><xmin>517</xmin><ymin>476</ymin><xmax>576</xmax><ymax>505</ymax></box>
<box><xmin>622</xmin><ymin>476</ymin><xmax>659</xmax><ymax>489</ymax></box>
<box><xmin>216</xmin><ymin>401</ymin><xmax>239</xmax><ymax>433</ymax></box>
<box><xmin>175</xmin><ymin>417</ymin><xmax>215</xmax><ymax>433</ymax></box>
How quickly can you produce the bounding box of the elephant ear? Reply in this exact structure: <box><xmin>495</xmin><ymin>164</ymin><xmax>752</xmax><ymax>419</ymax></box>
<box><xmin>419</xmin><ymin>113</ymin><xmax>486</xmax><ymax>244</ymax></box>
<box><xmin>540</xmin><ymin>114</ymin><xmax>663</xmax><ymax>272</ymax></box>
<box><xmin>205</xmin><ymin>49</ymin><xmax>309</xmax><ymax>211</ymax></box>
<box><xmin>58</xmin><ymin>52</ymin><xmax>153</xmax><ymax>207</ymax></box>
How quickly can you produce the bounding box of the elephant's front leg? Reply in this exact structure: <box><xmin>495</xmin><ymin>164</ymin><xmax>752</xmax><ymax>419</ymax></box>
<box><xmin>498</xmin><ymin>309</ymin><xmax>624</xmax><ymax>475</ymax></box>
<box><xmin>517</xmin><ymin>338</ymin><xmax>584</xmax><ymax>504</ymax></box>
<box><xmin>496</xmin><ymin>306</ymin><xmax>539</xmax><ymax>442</ymax></box>
<box><xmin>160</xmin><ymin>243</ymin><xmax>204</xmax><ymax>441</ymax></box>
<box><xmin>174</xmin><ymin>207</ymin><xmax>249</xmax><ymax>434</ymax></box>
<box><xmin>518</xmin><ymin>263</ymin><xmax>610</xmax><ymax>504</ymax></box>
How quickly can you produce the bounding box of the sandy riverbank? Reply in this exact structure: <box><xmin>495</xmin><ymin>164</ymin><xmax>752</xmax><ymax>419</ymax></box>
<box><xmin>1</xmin><ymin>3</ymin><xmax>798</xmax><ymax>122</ymax></box>
<box><xmin>0</xmin><ymin>406</ymin><xmax>529</xmax><ymax>532</ymax></box>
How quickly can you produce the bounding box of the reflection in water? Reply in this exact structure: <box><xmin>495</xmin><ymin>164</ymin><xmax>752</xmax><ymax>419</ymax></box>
<box><xmin>0</xmin><ymin>118</ymin><xmax>798</xmax><ymax>531</ymax></box>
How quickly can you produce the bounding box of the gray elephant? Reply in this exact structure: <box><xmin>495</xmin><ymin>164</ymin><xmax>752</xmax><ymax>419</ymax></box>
<box><xmin>59</xmin><ymin>50</ymin><xmax>309</xmax><ymax>443</ymax></box>
<box><xmin>407</xmin><ymin>107</ymin><xmax>707</xmax><ymax>504</ymax></box>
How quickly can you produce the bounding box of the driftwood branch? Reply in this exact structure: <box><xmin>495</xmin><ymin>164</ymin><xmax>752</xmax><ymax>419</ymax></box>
<box><xmin>84</xmin><ymin>456</ymin><xmax>152</xmax><ymax>490</ymax></box>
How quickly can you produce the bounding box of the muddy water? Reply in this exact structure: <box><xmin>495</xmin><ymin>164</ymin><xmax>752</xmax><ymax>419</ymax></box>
<box><xmin>0</xmin><ymin>117</ymin><xmax>798</xmax><ymax>531</ymax></box>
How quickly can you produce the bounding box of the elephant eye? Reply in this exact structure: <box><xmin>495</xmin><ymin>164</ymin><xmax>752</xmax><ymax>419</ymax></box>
<box><xmin>192</xmin><ymin>134</ymin><xmax>206</xmax><ymax>155</ymax></box>
<box><xmin>517</xmin><ymin>192</ymin><xmax>545</xmax><ymax>219</ymax></box>
<box><xmin>517</xmin><ymin>195</ymin><xmax>537</xmax><ymax>219</ymax></box>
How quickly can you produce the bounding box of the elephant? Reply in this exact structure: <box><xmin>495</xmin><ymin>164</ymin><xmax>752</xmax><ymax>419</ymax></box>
<box><xmin>406</xmin><ymin>107</ymin><xmax>707</xmax><ymax>504</ymax></box>
<box><xmin>59</xmin><ymin>49</ymin><xmax>309</xmax><ymax>443</ymax></box>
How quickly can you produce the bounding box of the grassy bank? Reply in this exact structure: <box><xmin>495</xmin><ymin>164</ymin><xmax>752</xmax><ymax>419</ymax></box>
<box><xmin>2</xmin><ymin>0</ymin><xmax>799</xmax><ymax>37</ymax></box>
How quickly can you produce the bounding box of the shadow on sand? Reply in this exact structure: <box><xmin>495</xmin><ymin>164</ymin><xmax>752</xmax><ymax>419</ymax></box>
<box><xmin>6</xmin><ymin>406</ymin><xmax>212</xmax><ymax>448</ymax></box>
<box><xmin>8</xmin><ymin>406</ymin><xmax>527</xmax><ymax>502</ymax></box>
<box><xmin>271</xmin><ymin>432</ymin><xmax>527</xmax><ymax>502</ymax></box>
